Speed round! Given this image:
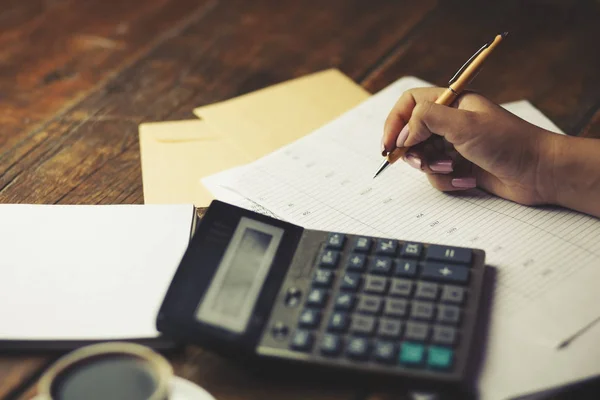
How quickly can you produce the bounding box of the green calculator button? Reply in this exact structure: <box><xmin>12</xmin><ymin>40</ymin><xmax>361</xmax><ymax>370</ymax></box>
<box><xmin>427</xmin><ymin>346</ymin><xmax>453</xmax><ymax>369</ymax></box>
<box><xmin>399</xmin><ymin>342</ymin><xmax>424</xmax><ymax>366</ymax></box>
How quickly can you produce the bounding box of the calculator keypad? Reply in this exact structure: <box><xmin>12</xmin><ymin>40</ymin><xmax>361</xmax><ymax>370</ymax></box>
<box><xmin>286</xmin><ymin>232</ymin><xmax>479</xmax><ymax>376</ymax></box>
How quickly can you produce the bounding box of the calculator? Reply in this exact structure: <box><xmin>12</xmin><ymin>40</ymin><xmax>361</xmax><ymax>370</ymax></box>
<box><xmin>157</xmin><ymin>201</ymin><xmax>487</xmax><ymax>395</ymax></box>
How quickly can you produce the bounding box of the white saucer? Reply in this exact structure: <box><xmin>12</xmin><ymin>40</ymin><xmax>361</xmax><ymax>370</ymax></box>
<box><xmin>170</xmin><ymin>376</ymin><xmax>216</xmax><ymax>400</ymax></box>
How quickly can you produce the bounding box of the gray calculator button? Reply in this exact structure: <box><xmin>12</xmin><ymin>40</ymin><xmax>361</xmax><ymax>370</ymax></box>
<box><xmin>410</xmin><ymin>301</ymin><xmax>435</xmax><ymax>321</ymax></box>
<box><xmin>377</xmin><ymin>318</ymin><xmax>403</xmax><ymax>339</ymax></box>
<box><xmin>340</xmin><ymin>273</ymin><xmax>362</xmax><ymax>291</ymax></box>
<box><xmin>364</xmin><ymin>275</ymin><xmax>388</xmax><ymax>294</ymax></box>
<box><xmin>415</xmin><ymin>282</ymin><xmax>439</xmax><ymax>300</ymax></box>
<box><xmin>383</xmin><ymin>298</ymin><xmax>408</xmax><ymax>318</ymax></box>
<box><xmin>376</xmin><ymin>238</ymin><xmax>398</xmax><ymax>255</ymax></box>
<box><xmin>404</xmin><ymin>322</ymin><xmax>430</xmax><ymax>341</ymax></box>
<box><xmin>326</xmin><ymin>233</ymin><xmax>345</xmax><ymax>249</ymax></box>
<box><xmin>394</xmin><ymin>259</ymin><xmax>417</xmax><ymax>277</ymax></box>
<box><xmin>313</xmin><ymin>269</ymin><xmax>334</xmax><ymax>288</ymax></box>
<box><xmin>421</xmin><ymin>263</ymin><xmax>470</xmax><ymax>284</ymax></box>
<box><xmin>401</xmin><ymin>242</ymin><xmax>423</xmax><ymax>258</ymax></box>
<box><xmin>389</xmin><ymin>278</ymin><xmax>413</xmax><ymax>297</ymax></box>
<box><xmin>353</xmin><ymin>237</ymin><xmax>372</xmax><ymax>252</ymax></box>
<box><xmin>437</xmin><ymin>305</ymin><xmax>461</xmax><ymax>325</ymax></box>
<box><xmin>426</xmin><ymin>244</ymin><xmax>472</xmax><ymax>264</ymax></box>
<box><xmin>370</xmin><ymin>256</ymin><xmax>393</xmax><ymax>275</ymax></box>
<box><xmin>350</xmin><ymin>315</ymin><xmax>377</xmax><ymax>336</ymax></box>
<box><xmin>432</xmin><ymin>326</ymin><xmax>457</xmax><ymax>346</ymax></box>
<box><xmin>319</xmin><ymin>250</ymin><xmax>340</xmax><ymax>268</ymax></box>
<box><xmin>441</xmin><ymin>285</ymin><xmax>466</xmax><ymax>304</ymax></box>
<box><xmin>357</xmin><ymin>295</ymin><xmax>383</xmax><ymax>315</ymax></box>
<box><xmin>346</xmin><ymin>253</ymin><xmax>367</xmax><ymax>271</ymax></box>
<box><xmin>334</xmin><ymin>293</ymin><xmax>356</xmax><ymax>311</ymax></box>
<box><xmin>306</xmin><ymin>288</ymin><xmax>328</xmax><ymax>308</ymax></box>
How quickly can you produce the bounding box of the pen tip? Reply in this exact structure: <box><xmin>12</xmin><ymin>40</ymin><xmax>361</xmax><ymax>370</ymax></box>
<box><xmin>501</xmin><ymin>31</ymin><xmax>509</xmax><ymax>38</ymax></box>
<box><xmin>373</xmin><ymin>160</ymin><xmax>390</xmax><ymax>179</ymax></box>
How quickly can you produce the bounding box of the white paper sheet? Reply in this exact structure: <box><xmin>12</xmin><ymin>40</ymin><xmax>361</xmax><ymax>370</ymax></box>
<box><xmin>202</xmin><ymin>77</ymin><xmax>600</xmax><ymax>349</ymax></box>
<box><xmin>0</xmin><ymin>204</ymin><xmax>193</xmax><ymax>340</ymax></box>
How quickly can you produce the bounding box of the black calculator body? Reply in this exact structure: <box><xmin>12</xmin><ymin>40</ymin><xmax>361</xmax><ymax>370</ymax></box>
<box><xmin>157</xmin><ymin>201</ymin><xmax>487</xmax><ymax>396</ymax></box>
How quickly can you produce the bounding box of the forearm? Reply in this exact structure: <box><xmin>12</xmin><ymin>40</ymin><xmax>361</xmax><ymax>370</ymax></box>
<box><xmin>545</xmin><ymin>134</ymin><xmax>600</xmax><ymax>218</ymax></box>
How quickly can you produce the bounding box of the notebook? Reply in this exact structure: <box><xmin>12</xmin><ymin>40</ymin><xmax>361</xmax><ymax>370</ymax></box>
<box><xmin>0</xmin><ymin>204</ymin><xmax>195</xmax><ymax>350</ymax></box>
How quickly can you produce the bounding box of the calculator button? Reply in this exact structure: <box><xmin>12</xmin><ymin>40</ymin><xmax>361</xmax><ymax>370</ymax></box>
<box><xmin>353</xmin><ymin>237</ymin><xmax>372</xmax><ymax>253</ymax></box>
<box><xmin>427</xmin><ymin>346</ymin><xmax>454</xmax><ymax>370</ymax></box>
<box><xmin>306</xmin><ymin>288</ymin><xmax>328</xmax><ymax>308</ymax></box>
<box><xmin>437</xmin><ymin>305</ymin><xmax>461</xmax><ymax>325</ymax></box>
<box><xmin>383</xmin><ymin>298</ymin><xmax>408</xmax><ymax>318</ymax></box>
<box><xmin>375</xmin><ymin>238</ymin><xmax>398</xmax><ymax>255</ymax></box>
<box><xmin>284</xmin><ymin>287</ymin><xmax>303</xmax><ymax>307</ymax></box>
<box><xmin>328</xmin><ymin>312</ymin><xmax>350</xmax><ymax>333</ymax></box>
<box><xmin>346</xmin><ymin>254</ymin><xmax>367</xmax><ymax>271</ymax></box>
<box><xmin>346</xmin><ymin>337</ymin><xmax>370</xmax><ymax>360</ymax></box>
<box><xmin>271</xmin><ymin>322</ymin><xmax>289</xmax><ymax>339</ymax></box>
<box><xmin>357</xmin><ymin>295</ymin><xmax>383</xmax><ymax>315</ymax></box>
<box><xmin>320</xmin><ymin>334</ymin><xmax>343</xmax><ymax>356</ymax></box>
<box><xmin>340</xmin><ymin>272</ymin><xmax>362</xmax><ymax>291</ymax></box>
<box><xmin>401</xmin><ymin>242</ymin><xmax>423</xmax><ymax>258</ymax></box>
<box><xmin>377</xmin><ymin>318</ymin><xmax>403</xmax><ymax>339</ymax></box>
<box><xmin>421</xmin><ymin>263</ymin><xmax>470</xmax><ymax>284</ymax></box>
<box><xmin>298</xmin><ymin>309</ymin><xmax>321</xmax><ymax>328</ymax></box>
<box><xmin>290</xmin><ymin>330</ymin><xmax>314</xmax><ymax>352</ymax></box>
<box><xmin>313</xmin><ymin>269</ymin><xmax>335</xmax><ymax>288</ymax></box>
<box><xmin>374</xmin><ymin>341</ymin><xmax>398</xmax><ymax>364</ymax></box>
<box><xmin>441</xmin><ymin>285</ymin><xmax>466</xmax><ymax>304</ymax></box>
<box><xmin>410</xmin><ymin>301</ymin><xmax>435</xmax><ymax>321</ymax></box>
<box><xmin>369</xmin><ymin>256</ymin><xmax>393</xmax><ymax>275</ymax></box>
<box><xmin>334</xmin><ymin>293</ymin><xmax>356</xmax><ymax>311</ymax></box>
<box><xmin>415</xmin><ymin>282</ymin><xmax>439</xmax><ymax>300</ymax></box>
<box><xmin>389</xmin><ymin>278</ymin><xmax>413</xmax><ymax>297</ymax></box>
<box><xmin>326</xmin><ymin>233</ymin><xmax>345</xmax><ymax>250</ymax></box>
<box><xmin>432</xmin><ymin>326</ymin><xmax>457</xmax><ymax>346</ymax></box>
<box><xmin>426</xmin><ymin>245</ymin><xmax>472</xmax><ymax>264</ymax></box>
<box><xmin>399</xmin><ymin>342</ymin><xmax>425</xmax><ymax>366</ymax></box>
<box><xmin>404</xmin><ymin>322</ymin><xmax>430</xmax><ymax>341</ymax></box>
<box><xmin>350</xmin><ymin>315</ymin><xmax>377</xmax><ymax>336</ymax></box>
<box><xmin>319</xmin><ymin>250</ymin><xmax>340</xmax><ymax>269</ymax></box>
<box><xmin>394</xmin><ymin>259</ymin><xmax>418</xmax><ymax>277</ymax></box>
<box><xmin>364</xmin><ymin>275</ymin><xmax>388</xmax><ymax>294</ymax></box>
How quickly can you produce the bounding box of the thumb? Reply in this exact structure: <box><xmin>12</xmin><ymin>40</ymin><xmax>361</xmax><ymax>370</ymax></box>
<box><xmin>403</xmin><ymin>101</ymin><xmax>481</xmax><ymax>147</ymax></box>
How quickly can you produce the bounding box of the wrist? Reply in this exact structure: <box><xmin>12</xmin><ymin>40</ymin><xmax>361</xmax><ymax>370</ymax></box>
<box><xmin>535</xmin><ymin>130</ymin><xmax>564</xmax><ymax>206</ymax></box>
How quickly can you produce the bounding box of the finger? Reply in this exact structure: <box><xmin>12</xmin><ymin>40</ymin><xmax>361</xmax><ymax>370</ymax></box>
<box><xmin>404</xmin><ymin>145</ymin><xmax>455</xmax><ymax>175</ymax></box>
<box><xmin>382</xmin><ymin>87</ymin><xmax>447</xmax><ymax>154</ymax></box>
<box><xmin>426</xmin><ymin>161</ymin><xmax>476</xmax><ymax>191</ymax></box>
<box><xmin>404</xmin><ymin>100</ymin><xmax>483</xmax><ymax>148</ymax></box>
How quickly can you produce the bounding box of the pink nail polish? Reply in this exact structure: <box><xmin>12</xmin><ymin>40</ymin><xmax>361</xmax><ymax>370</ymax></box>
<box><xmin>430</xmin><ymin>160</ymin><xmax>453</xmax><ymax>173</ymax></box>
<box><xmin>396</xmin><ymin>125</ymin><xmax>410</xmax><ymax>147</ymax></box>
<box><xmin>404</xmin><ymin>154</ymin><xmax>422</xmax><ymax>170</ymax></box>
<box><xmin>451</xmin><ymin>177</ymin><xmax>476</xmax><ymax>189</ymax></box>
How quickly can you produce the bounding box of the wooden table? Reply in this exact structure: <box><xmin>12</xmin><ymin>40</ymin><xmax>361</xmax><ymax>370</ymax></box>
<box><xmin>1</xmin><ymin>0</ymin><xmax>600</xmax><ymax>398</ymax></box>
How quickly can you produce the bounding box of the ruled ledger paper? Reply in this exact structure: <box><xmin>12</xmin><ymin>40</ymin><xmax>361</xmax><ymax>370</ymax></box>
<box><xmin>203</xmin><ymin>77</ymin><xmax>600</xmax><ymax>347</ymax></box>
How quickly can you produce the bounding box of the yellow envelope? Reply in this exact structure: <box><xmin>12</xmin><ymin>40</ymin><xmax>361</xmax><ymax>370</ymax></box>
<box><xmin>139</xmin><ymin>69</ymin><xmax>370</xmax><ymax>207</ymax></box>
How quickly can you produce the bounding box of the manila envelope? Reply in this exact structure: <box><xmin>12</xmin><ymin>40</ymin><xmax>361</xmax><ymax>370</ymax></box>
<box><xmin>139</xmin><ymin>69</ymin><xmax>370</xmax><ymax>207</ymax></box>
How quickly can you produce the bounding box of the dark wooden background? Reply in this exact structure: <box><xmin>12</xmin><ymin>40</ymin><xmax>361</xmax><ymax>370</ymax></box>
<box><xmin>1</xmin><ymin>0</ymin><xmax>600</xmax><ymax>398</ymax></box>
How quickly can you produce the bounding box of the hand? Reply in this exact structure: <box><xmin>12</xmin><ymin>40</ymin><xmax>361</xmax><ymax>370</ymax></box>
<box><xmin>381</xmin><ymin>87</ymin><xmax>556</xmax><ymax>206</ymax></box>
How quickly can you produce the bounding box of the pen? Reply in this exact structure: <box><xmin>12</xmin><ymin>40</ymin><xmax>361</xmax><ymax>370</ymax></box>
<box><xmin>373</xmin><ymin>31</ymin><xmax>508</xmax><ymax>178</ymax></box>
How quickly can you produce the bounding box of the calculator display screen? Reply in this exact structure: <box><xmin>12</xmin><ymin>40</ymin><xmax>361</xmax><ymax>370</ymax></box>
<box><xmin>195</xmin><ymin>217</ymin><xmax>284</xmax><ymax>333</ymax></box>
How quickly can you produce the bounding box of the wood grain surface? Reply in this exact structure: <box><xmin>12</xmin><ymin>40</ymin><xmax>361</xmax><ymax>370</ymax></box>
<box><xmin>1</xmin><ymin>0</ymin><xmax>599</xmax><ymax>399</ymax></box>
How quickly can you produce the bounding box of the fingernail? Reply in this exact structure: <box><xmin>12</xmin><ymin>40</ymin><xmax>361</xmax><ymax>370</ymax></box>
<box><xmin>404</xmin><ymin>153</ymin><xmax>422</xmax><ymax>170</ymax></box>
<box><xmin>381</xmin><ymin>143</ymin><xmax>387</xmax><ymax>156</ymax></box>
<box><xmin>451</xmin><ymin>177</ymin><xmax>477</xmax><ymax>189</ymax></box>
<box><xmin>430</xmin><ymin>159</ymin><xmax>454</xmax><ymax>173</ymax></box>
<box><xmin>396</xmin><ymin>125</ymin><xmax>410</xmax><ymax>147</ymax></box>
